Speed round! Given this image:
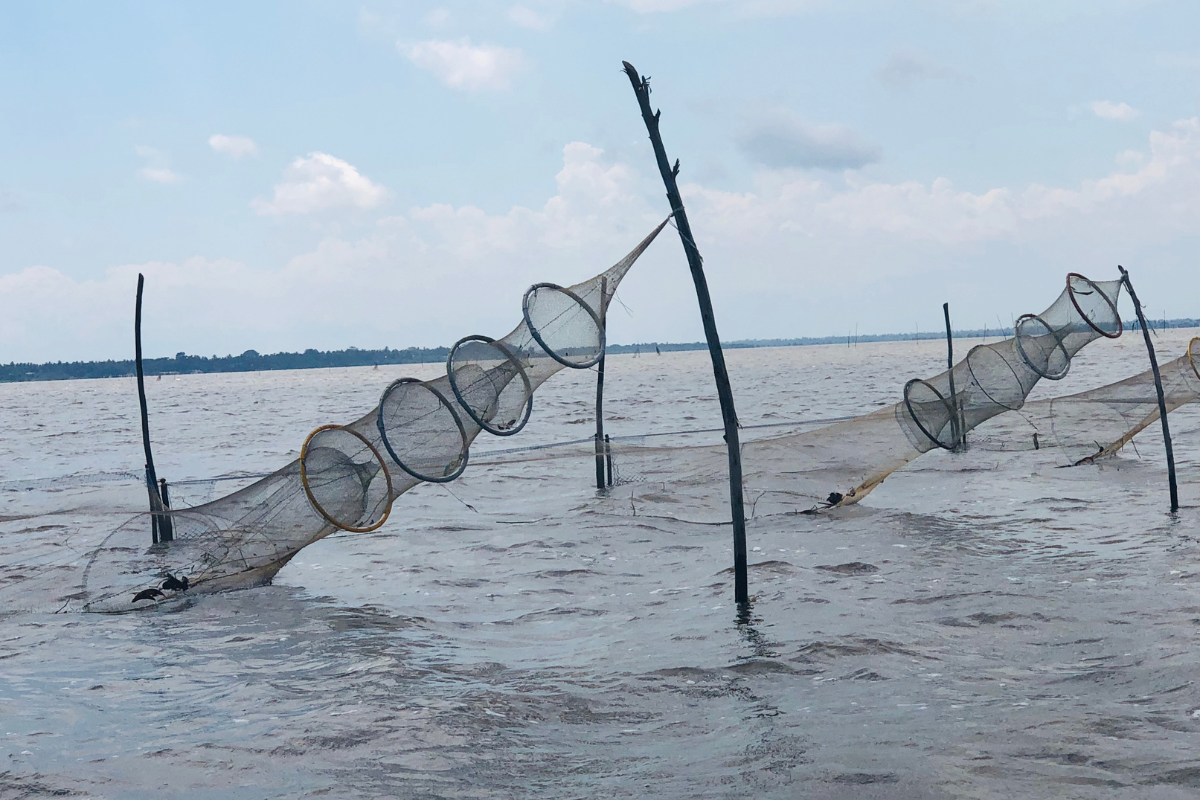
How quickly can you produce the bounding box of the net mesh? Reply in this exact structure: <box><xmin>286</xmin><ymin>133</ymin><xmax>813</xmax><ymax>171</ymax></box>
<box><xmin>299</xmin><ymin>426</ymin><xmax>393</xmax><ymax>533</ymax></box>
<box><xmin>1050</xmin><ymin>336</ymin><xmax>1200</xmax><ymax>464</ymax></box>
<box><xmin>560</xmin><ymin>273</ymin><xmax>1126</xmax><ymax>520</ymax></box>
<box><xmin>39</xmin><ymin>218</ymin><xmax>670</xmax><ymax>613</ymax></box>
<box><xmin>377</xmin><ymin>378</ymin><xmax>469</xmax><ymax>483</ymax></box>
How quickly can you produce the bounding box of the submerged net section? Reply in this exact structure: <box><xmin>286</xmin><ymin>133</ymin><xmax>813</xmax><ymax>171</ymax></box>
<box><xmin>578</xmin><ymin>273</ymin><xmax>1125</xmax><ymax>520</ymax></box>
<box><xmin>25</xmin><ymin>218</ymin><xmax>669</xmax><ymax>613</ymax></box>
<box><xmin>1050</xmin><ymin>337</ymin><xmax>1200</xmax><ymax>464</ymax></box>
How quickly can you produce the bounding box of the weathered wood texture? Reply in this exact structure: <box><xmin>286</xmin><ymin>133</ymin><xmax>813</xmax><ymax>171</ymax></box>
<box><xmin>622</xmin><ymin>61</ymin><xmax>749</xmax><ymax>605</ymax></box>
<box><xmin>1119</xmin><ymin>266</ymin><xmax>1179</xmax><ymax>512</ymax></box>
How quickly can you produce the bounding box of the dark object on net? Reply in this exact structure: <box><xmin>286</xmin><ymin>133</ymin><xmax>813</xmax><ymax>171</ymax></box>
<box><xmin>160</xmin><ymin>574</ymin><xmax>189</xmax><ymax>592</ymax></box>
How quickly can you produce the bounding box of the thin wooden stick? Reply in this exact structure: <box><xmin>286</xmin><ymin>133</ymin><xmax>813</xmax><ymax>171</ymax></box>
<box><xmin>943</xmin><ymin>303</ymin><xmax>964</xmax><ymax>450</ymax></box>
<box><xmin>1119</xmin><ymin>266</ymin><xmax>1179</xmax><ymax>512</ymax></box>
<box><xmin>135</xmin><ymin>274</ymin><xmax>171</xmax><ymax>541</ymax></box>
<box><xmin>622</xmin><ymin>61</ymin><xmax>749</xmax><ymax>606</ymax></box>
<box><xmin>595</xmin><ymin>277</ymin><xmax>608</xmax><ymax>491</ymax></box>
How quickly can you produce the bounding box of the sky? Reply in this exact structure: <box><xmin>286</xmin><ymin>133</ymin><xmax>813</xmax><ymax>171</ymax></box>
<box><xmin>0</xmin><ymin>0</ymin><xmax>1197</xmax><ymax>363</ymax></box>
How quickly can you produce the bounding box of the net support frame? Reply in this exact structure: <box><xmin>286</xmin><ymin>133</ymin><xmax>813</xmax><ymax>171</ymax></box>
<box><xmin>446</xmin><ymin>335</ymin><xmax>534</xmax><ymax>437</ymax></box>
<box><xmin>299</xmin><ymin>424</ymin><xmax>395</xmax><ymax>533</ymax></box>
<box><xmin>376</xmin><ymin>378</ymin><xmax>470</xmax><ymax>484</ymax></box>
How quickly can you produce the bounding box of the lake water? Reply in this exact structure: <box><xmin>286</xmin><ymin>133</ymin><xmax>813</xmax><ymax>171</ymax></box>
<box><xmin>2</xmin><ymin>328</ymin><xmax>1198</xmax><ymax>798</ymax></box>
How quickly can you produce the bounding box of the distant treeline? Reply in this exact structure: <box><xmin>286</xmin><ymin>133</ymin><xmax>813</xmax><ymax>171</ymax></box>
<box><xmin>4</xmin><ymin>318</ymin><xmax>1197</xmax><ymax>383</ymax></box>
<box><xmin>1</xmin><ymin>346</ymin><xmax>451</xmax><ymax>383</ymax></box>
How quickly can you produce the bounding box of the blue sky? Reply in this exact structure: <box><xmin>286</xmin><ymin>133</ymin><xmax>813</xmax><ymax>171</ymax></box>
<box><xmin>1</xmin><ymin>0</ymin><xmax>1197</xmax><ymax>362</ymax></box>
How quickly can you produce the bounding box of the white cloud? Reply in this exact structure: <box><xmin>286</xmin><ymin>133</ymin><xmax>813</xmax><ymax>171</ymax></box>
<box><xmin>737</xmin><ymin>111</ymin><xmax>881</xmax><ymax>170</ymax></box>
<box><xmin>1091</xmin><ymin>100</ymin><xmax>1139</xmax><ymax>122</ymax></box>
<box><xmin>877</xmin><ymin>49</ymin><xmax>967</xmax><ymax>89</ymax></box>
<box><xmin>1022</xmin><ymin>118</ymin><xmax>1198</xmax><ymax>217</ymax></box>
<box><xmin>403</xmin><ymin>38</ymin><xmax>526</xmax><ymax>90</ymax></box>
<box><xmin>134</xmin><ymin>146</ymin><xmax>182</xmax><ymax>183</ymax></box>
<box><xmin>138</xmin><ymin>167</ymin><xmax>182</xmax><ymax>184</ymax></box>
<box><xmin>208</xmin><ymin>134</ymin><xmax>259</xmax><ymax>158</ymax></box>
<box><xmin>252</xmin><ymin>152</ymin><xmax>389</xmax><ymax>216</ymax></box>
<box><xmin>4</xmin><ymin>122</ymin><xmax>1197</xmax><ymax>362</ymax></box>
<box><xmin>0</xmin><ymin>143</ymin><xmax>664</xmax><ymax>362</ymax></box>
<box><xmin>700</xmin><ymin>118</ymin><xmax>1200</xmax><ymax>248</ymax></box>
<box><xmin>508</xmin><ymin>5</ymin><xmax>551</xmax><ymax>29</ymax></box>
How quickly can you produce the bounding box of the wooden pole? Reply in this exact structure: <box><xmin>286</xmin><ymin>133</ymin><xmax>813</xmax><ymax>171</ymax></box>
<box><xmin>135</xmin><ymin>274</ymin><xmax>171</xmax><ymax>542</ymax></box>
<box><xmin>943</xmin><ymin>303</ymin><xmax>964</xmax><ymax>450</ymax></box>
<box><xmin>1119</xmin><ymin>266</ymin><xmax>1179</xmax><ymax>512</ymax></box>
<box><xmin>595</xmin><ymin>277</ymin><xmax>608</xmax><ymax>491</ymax></box>
<box><xmin>622</xmin><ymin>61</ymin><xmax>749</xmax><ymax>606</ymax></box>
<box><xmin>605</xmin><ymin>434</ymin><xmax>614</xmax><ymax>488</ymax></box>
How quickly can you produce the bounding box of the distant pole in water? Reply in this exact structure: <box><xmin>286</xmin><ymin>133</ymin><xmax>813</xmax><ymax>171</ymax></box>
<box><xmin>1119</xmin><ymin>266</ymin><xmax>1178</xmax><ymax>512</ymax></box>
<box><xmin>595</xmin><ymin>277</ymin><xmax>608</xmax><ymax>491</ymax></box>
<box><xmin>135</xmin><ymin>274</ymin><xmax>172</xmax><ymax>542</ymax></box>
<box><xmin>623</xmin><ymin>61</ymin><xmax>750</xmax><ymax>607</ymax></box>
<box><xmin>943</xmin><ymin>303</ymin><xmax>964</xmax><ymax>451</ymax></box>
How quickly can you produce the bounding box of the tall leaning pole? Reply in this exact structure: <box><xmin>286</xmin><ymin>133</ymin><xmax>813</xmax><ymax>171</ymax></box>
<box><xmin>135</xmin><ymin>274</ymin><xmax>171</xmax><ymax>543</ymax></box>
<box><xmin>1118</xmin><ymin>265</ymin><xmax>1179</xmax><ymax>513</ymax></box>
<box><xmin>622</xmin><ymin>61</ymin><xmax>749</xmax><ymax>606</ymax></box>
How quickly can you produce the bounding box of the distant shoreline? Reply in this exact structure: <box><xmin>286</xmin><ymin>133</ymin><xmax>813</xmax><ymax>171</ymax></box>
<box><xmin>4</xmin><ymin>318</ymin><xmax>1196</xmax><ymax>383</ymax></box>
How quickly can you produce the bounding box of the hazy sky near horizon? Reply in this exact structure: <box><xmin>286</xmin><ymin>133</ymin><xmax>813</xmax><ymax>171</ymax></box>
<box><xmin>1</xmin><ymin>0</ymin><xmax>1197</xmax><ymax>362</ymax></box>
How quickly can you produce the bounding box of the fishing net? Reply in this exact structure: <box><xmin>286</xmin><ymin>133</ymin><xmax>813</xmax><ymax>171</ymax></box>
<box><xmin>1049</xmin><ymin>336</ymin><xmax>1200</xmax><ymax>464</ymax></box>
<box><xmin>8</xmin><ymin>219</ymin><xmax>669</xmax><ymax>613</ymax></box>
<box><xmin>556</xmin><ymin>273</ymin><xmax>1126</xmax><ymax>520</ymax></box>
<box><xmin>377</xmin><ymin>378</ymin><xmax>469</xmax><ymax>483</ymax></box>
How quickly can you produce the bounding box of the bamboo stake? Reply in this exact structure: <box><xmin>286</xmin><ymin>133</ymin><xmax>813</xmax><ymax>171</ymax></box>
<box><xmin>595</xmin><ymin>277</ymin><xmax>608</xmax><ymax>491</ymax></box>
<box><xmin>1119</xmin><ymin>266</ymin><xmax>1179</xmax><ymax>512</ymax></box>
<box><xmin>135</xmin><ymin>274</ymin><xmax>171</xmax><ymax>542</ymax></box>
<box><xmin>622</xmin><ymin>61</ymin><xmax>749</xmax><ymax>606</ymax></box>
<box><xmin>943</xmin><ymin>303</ymin><xmax>964</xmax><ymax>450</ymax></box>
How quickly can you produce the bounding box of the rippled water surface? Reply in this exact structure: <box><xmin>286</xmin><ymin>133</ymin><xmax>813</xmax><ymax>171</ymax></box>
<box><xmin>2</xmin><ymin>330</ymin><xmax>1199</xmax><ymax>798</ymax></box>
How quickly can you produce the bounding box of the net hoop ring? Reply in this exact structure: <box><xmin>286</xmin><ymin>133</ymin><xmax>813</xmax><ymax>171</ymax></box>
<box><xmin>965</xmin><ymin>345</ymin><xmax>1025</xmax><ymax>412</ymax></box>
<box><xmin>902</xmin><ymin>378</ymin><xmax>960</xmax><ymax>451</ymax></box>
<box><xmin>299</xmin><ymin>424</ymin><xmax>393</xmax><ymax>533</ymax></box>
<box><xmin>1014</xmin><ymin>313</ymin><xmax>1071</xmax><ymax>380</ymax></box>
<box><xmin>1066</xmin><ymin>272</ymin><xmax>1122</xmax><ymax>339</ymax></box>
<box><xmin>522</xmin><ymin>282</ymin><xmax>606</xmax><ymax>370</ymax></box>
<box><xmin>376</xmin><ymin>378</ymin><xmax>470</xmax><ymax>483</ymax></box>
<box><xmin>446</xmin><ymin>334</ymin><xmax>534</xmax><ymax>437</ymax></box>
<box><xmin>1189</xmin><ymin>337</ymin><xmax>1200</xmax><ymax>382</ymax></box>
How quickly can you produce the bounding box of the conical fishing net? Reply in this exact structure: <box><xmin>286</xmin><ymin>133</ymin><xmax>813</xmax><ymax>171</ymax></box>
<box><xmin>534</xmin><ymin>273</ymin><xmax>1124</xmax><ymax>521</ymax></box>
<box><xmin>1049</xmin><ymin>336</ymin><xmax>1200</xmax><ymax>464</ymax></box>
<box><xmin>16</xmin><ymin>219</ymin><xmax>669</xmax><ymax>613</ymax></box>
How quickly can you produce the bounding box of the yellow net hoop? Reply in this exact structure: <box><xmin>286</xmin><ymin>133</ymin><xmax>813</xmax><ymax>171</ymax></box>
<box><xmin>299</xmin><ymin>424</ymin><xmax>394</xmax><ymax>533</ymax></box>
